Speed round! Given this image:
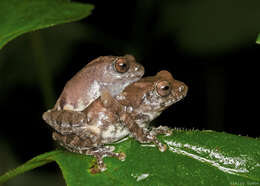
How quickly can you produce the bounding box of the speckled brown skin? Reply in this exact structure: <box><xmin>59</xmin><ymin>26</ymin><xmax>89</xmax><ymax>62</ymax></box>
<box><xmin>54</xmin><ymin>54</ymin><xmax>144</xmax><ymax>111</ymax></box>
<box><xmin>42</xmin><ymin>70</ymin><xmax>188</xmax><ymax>172</ymax></box>
<box><xmin>43</xmin><ymin>54</ymin><xmax>144</xmax><ymax>173</ymax></box>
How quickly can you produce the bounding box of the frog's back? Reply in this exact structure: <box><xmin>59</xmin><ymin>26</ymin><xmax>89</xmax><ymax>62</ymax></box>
<box><xmin>54</xmin><ymin>56</ymin><xmax>112</xmax><ymax>111</ymax></box>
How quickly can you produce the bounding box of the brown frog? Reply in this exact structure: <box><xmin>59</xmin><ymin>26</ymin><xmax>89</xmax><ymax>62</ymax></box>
<box><xmin>54</xmin><ymin>54</ymin><xmax>144</xmax><ymax>111</ymax></box>
<box><xmin>43</xmin><ymin>71</ymin><xmax>188</xmax><ymax>173</ymax></box>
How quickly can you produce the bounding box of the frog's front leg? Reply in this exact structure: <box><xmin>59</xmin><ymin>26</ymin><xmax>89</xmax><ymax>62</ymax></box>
<box><xmin>52</xmin><ymin>132</ymin><xmax>126</xmax><ymax>173</ymax></box>
<box><xmin>150</xmin><ymin>125</ymin><xmax>173</xmax><ymax>136</ymax></box>
<box><xmin>120</xmin><ymin>114</ymin><xmax>167</xmax><ymax>152</ymax></box>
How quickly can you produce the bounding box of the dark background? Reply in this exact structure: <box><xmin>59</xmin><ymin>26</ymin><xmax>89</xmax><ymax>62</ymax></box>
<box><xmin>0</xmin><ymin>0</ymin><xmax>259</xmax><ymax>185</ymax></box>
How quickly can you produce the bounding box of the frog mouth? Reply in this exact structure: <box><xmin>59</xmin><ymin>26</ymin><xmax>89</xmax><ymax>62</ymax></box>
<box><xmin>169</xmin><ymin>84</ymin><xmax>188</xmax><ymax>105</ymax></box>
<box><xmin>159</xmin><ymin>92</ymin><xmax>187</xmax><ymax>110</ymax></box>
<box><xmin>171</xmin><ymin>93</ymin><xmax>186</xmax><ymax>104</ymax></box>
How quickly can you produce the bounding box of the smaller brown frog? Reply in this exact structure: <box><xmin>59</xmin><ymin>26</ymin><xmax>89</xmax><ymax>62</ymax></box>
<box><xmin>55</xmin><ymin>54</ymin><xmax>144</xmax><ymax>111</ymax></box>
<box><xmin>43</xmin><ymin>71</ymin><xmax>188</xmax><ymax>172</ymax></box>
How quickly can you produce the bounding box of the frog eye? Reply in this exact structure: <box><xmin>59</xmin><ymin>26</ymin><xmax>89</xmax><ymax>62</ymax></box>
<box><xmin>114</xmin><ymin>58</ymin><xmax>130</xmax><ymax>73</ymax></box>
<box><xmin>156</xmin><ymin>80</ymin><xmax>171</xmax><ymax>97</ymax></box>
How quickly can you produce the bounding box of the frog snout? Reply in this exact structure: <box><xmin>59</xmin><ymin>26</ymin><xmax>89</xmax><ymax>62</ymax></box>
<box><xmin>178</xmin><ymin>83</ymin><xmax>188</xmax><ymax>97</ymax></box>
<box><xmin>172</xmin><ymin>80</ymin><xmax>188</xmax><ymax>99</ymax></box>
<box><xmin>134</xmin><ymin>63</ymin><xmax>145</xmax><ymax>76</ymax></box>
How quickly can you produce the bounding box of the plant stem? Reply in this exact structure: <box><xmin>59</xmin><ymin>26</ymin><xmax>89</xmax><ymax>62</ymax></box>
<box><xmin>0</xmin><ymin>157</ymin><xmax>53</xmax><ymax>185</ymax></box>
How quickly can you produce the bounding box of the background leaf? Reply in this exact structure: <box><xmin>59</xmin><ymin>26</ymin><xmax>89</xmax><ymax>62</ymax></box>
<box><xmin>1</xmin><ymin>130</ymin><xmax>260</xmax><ymax>186</ymax></box>
<box><xmin>0</xmin><ymin>0</ymin><xmax>94</xmax><ymax>50</ymax></box>
<box><xmin>256</xmin><ymin>33</ymin><xmax>260</xmax><ymax>44</ymax></box>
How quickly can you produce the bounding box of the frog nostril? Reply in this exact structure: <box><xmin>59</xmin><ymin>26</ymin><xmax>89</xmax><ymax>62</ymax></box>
<box><xmin>178</xmin><ymin>85</ymin><xmax>185</xmax><ymax>92</ymax></box>
<box><xmin>134</xmin><ymin>65</ymin><xmax>140</xmax><ymax>71</ymax></box>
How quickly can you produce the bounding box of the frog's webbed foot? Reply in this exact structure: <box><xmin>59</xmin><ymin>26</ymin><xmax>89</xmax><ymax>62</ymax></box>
<box><xmin>142</xmin><ymin>129</ymin><xmax>167</xmax><ymax>152</ymax></box>
<box><xmin>52</xmin><ymin>132</ymin><xmax>126</xmax><ymax>173</ymax></box>
<box><xmin>69</xmin><ymin>145</ymin><xmax>126</xmax><ymax>173</ymax></box>
<box><xmin>130</xmin><ymin>128</ymin><xmax>168</xmax><ymax>152</ymax></box>
<box><xmin>150</xmin><ymin>125</ymin><xmax>173</xmax><ymax>136</ymax></box>
<box><xmin>86</xmin><ymin>146</ymin><xmax>126</xmax><ymax>173</ymax></box>
<box><xmin>146</xmin><ymin>125</ymin><xmax>172</xmax><ymax>152</ymax></box>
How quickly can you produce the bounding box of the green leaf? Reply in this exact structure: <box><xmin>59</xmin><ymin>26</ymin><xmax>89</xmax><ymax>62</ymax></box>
<box><xmin>0</xmin><ymin>0</ymin><xmax>94</xmax><ymax>50</ymax></box>
<box><xmin>1</xmin><ymin>130</ymin><xmax>260</xmax><ymax>186</ymax></box>
<box><xmin>256</xmin><ymin>33</ymin><xmax>260</xmax><ymax>44</ymax></box>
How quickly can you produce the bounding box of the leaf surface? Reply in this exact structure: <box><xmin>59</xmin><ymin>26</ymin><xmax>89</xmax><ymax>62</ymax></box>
<box><xmin>1</xmin><ymin>130</ymin><xmax>260</xmax><ymax>186</ymax></box>
<box><xmin>0</xmin><ymin>0</ymin><xmax>94</xmax><ymax>49</ymax></box>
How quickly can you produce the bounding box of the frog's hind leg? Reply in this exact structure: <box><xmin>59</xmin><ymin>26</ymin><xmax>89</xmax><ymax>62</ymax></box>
<box><xmin>42</xmin><ymin>110</ymin><xmax>87</xmax><ymax>135</ymax></box>
<box><xmin>83</xmin><ymin>146</ymin><xmax>126</xmax><ymax>173</ymax></box>
<box><xmin>52</xmin><ymin>132</ymin><xmax>125</xmax><ymax>173</ymax></box>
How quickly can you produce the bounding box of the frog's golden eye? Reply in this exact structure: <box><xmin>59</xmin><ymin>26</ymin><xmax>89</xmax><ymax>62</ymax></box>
<box><xmin>114</xmin><ymin>58</ymin><xmax>130</xmax><ymax>73</ymax></box>
<box><xmin>156</xmin><ymin>80</ymin><xmax>171</xmax><ymax>97</ymax></box>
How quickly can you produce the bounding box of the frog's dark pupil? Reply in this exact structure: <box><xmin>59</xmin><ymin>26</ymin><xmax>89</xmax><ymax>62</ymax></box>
<box><xmin>120</xmin><ymin>63</ymin><xmax>127</xmax><ymax>69</ymax></box>
<box><xmin>115</xmin><ymin>60</ymin><xmax>129</xmax><ymax>73</ymax></box>
<box><xmin>162</xmin><ymin>85</ymin><xmax>169</xmax><ymax>91</ymax></box>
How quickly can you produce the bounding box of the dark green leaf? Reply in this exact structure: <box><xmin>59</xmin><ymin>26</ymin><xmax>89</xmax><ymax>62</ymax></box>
<box><xmin>256</xmin><ymin>33</ymin><xmax>260</xmax><ymax>44</ymax></box>
<box><xmin>0</xmin><ymin>0</ymin><xmax>94</xmax><ymax>50</ymax></box>
<box><xmin>1</xmin><ymin>130</ymin><xmax>260</xmax><ymax>186</ymax></box>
